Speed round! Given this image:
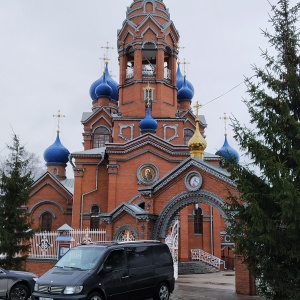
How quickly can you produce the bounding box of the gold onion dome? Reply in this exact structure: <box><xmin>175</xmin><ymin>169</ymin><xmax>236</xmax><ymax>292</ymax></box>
<box><xmin>188</xmin><ymin>103</ymin><xmax>207</xmax><ymax>159</ymax></box>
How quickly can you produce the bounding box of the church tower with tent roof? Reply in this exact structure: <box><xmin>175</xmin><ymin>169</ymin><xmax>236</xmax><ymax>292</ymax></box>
<box><xmin>26</xmin><ymin>0</ymin><xmax>255</xmax><ymax>295</ymax></box>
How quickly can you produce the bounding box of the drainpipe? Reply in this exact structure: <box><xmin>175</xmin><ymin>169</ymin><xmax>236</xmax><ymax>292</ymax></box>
<box><xmin>210</xmin><ymin>205</ymin><xmax>214</xmax><ymax>256</ymax></box>
<box><xmin>80</xmin><ymin>151</ymin><xmax>105</xmax><ymax>233</ymax></box>
<box><xmin>69</xmin><ymin>151</ymin><xmax>105</xmax><ymax>235</ymax></box>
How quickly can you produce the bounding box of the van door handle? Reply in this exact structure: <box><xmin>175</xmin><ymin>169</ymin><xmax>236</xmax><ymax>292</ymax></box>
<box><xmin>122</xmin><ymin>275</ymin><xmax>129</xmax><ymax>279</ymax></box>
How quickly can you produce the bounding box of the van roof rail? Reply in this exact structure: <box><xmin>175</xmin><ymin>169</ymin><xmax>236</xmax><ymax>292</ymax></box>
<box><xmin>115</xmin><ymin>240</ymin><xmax>161</xmax><ymax>244</ymax></box>
<box><xmin>82</xmin><ymin>240</ymin><xmax>161</xmax><ymax>245</ymax></box>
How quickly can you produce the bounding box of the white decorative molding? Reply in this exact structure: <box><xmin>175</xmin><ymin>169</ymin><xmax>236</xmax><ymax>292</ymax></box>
<box><xmin>119</xmin><ymin>124</ymin><xmax>134</xmax><ymax>141</ymax></box>
<box><xmin>163</xmin><ymin>124</ymin><xmax>178</xmax><ymax>142</ymax></box>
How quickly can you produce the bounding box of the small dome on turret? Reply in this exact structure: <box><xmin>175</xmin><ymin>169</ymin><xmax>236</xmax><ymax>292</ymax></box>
<box><xmin>176</xmin><ymin>63</ymin><xmax>195</xmax><ymax>99</ymax></box>
<box><xmin>215</xmin><ymin>135</ymin><xmax>239</xmax><ymax>164</ymax></box>
<box><xmin>89</xmin><ymin>63</ymin><xmax>119</xmax><ymax>102</ymax></box>
<box><xmin>177</xmin><ymin>76</ymin><xmax>193</xmax><ymax>102</ymax></box>
<box><xmin>139</xmin><ymin>107</ymin><xmax>158</xmax><ymax>133</ymax></box>
<box><xmin>44</xmin><ymin>133</ymin><xmax>70</xmax><ymax>166</ymax></box>
<box><xmin>188</xmin><ymin>102</ymin><xmax>207</xmax><ymax>159</ymax></box>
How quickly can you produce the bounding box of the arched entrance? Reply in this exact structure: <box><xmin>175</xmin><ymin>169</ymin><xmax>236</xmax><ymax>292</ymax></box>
<box><xmin>153</xmin><ymin>190</ymin><xmax>228</xmax><ymax>239</ymax></box>
<box><xmin>152</xmin><ymin>190</ymin><xmax>229</xmax><ymax>273</ymax></box>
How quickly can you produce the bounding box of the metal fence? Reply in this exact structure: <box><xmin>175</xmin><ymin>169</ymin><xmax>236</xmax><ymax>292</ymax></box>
<box><xmin>29</xmin><ymin>229</ymin><xmax>107</xmax><ymax>259</ymax></box>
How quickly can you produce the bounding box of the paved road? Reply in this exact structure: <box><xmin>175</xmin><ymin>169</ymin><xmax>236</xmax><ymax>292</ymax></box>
<box><xmin>168</xmin><ymin>271</ymin><xmax>264</xmax><ymax>300</ymax></box>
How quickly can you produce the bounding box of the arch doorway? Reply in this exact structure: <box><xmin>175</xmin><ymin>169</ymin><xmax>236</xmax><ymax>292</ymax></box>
<box><xmin>153</xmin><ymin>190</ymin><xmax>229</xmax><ymax>271</ymax></box>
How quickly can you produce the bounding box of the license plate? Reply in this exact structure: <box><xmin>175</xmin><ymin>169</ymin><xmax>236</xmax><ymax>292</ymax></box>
<box><xmin>39</xmin><ymin>298</ymin><xmax>53</xmax><ymax>300</ymax></box>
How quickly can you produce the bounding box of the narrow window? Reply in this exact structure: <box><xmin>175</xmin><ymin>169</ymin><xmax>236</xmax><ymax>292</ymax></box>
<box><xmin>90</xmin><ymin>205</ymin><xmax>100</xmax><ymax>230</ymax></box>
<box><xmin>194</xmin><ymin>206</ymin><xmax>203</xmax><ymax>234</ymax></box>
<box><xmin>184</xmin><ymin>128</ymin><xmax>194</xmax><ymax>145</ymax></box>
<box><xmin>41</xmin><ymin>213</ymin><xmax>52</xmax><ymax>232</ymax></box>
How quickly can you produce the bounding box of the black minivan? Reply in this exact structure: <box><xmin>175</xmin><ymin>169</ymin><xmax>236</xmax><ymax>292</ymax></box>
<box><xmin>31</xmin><ymin>240</ymin><xmax>175</xmax><ymax>300</ymax></box>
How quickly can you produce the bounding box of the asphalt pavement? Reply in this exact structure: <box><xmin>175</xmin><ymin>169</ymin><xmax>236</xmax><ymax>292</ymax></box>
<box><xmin>169</xmin><ymin>271</ymin><xmax>265</xmax><ymax>300</ymax></box>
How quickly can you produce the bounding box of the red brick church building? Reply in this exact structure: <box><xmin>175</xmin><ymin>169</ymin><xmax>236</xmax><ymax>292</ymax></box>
<box><xmin>26</xmin><ymin>0</ymin><xmax>256</xmax><ymax>295</ymax></box>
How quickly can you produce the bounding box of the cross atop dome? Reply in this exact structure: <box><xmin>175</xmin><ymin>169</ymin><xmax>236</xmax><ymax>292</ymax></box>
<box><xmin>53</xmin><ymin>110</ymin><xmax>65</xmax><ymax>134</ymax></box>
<box><xmin>220</xmin><ymin>112</ymin><xmax>229</xmax><ymax>136</ymax></box>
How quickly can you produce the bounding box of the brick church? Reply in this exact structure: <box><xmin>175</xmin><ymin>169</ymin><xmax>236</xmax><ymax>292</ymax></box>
<box><xmin>26</xmin><ymin>0</ymin><xmax>255</xmax><ymax>293</ymax></box>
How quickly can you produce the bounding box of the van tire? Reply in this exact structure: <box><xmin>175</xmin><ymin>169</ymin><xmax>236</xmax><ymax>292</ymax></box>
<box><xmin>154</xmin><ymin>282</ymin><xmax>170</xmax><ymax>300</ymax></box>
<box><xmin>87</xmin><ymin>292</ymin><xmax>104</xmax><ymax>300</ymax></box>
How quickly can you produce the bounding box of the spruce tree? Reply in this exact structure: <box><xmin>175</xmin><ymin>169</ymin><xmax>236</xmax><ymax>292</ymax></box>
<box><xmin>0</xmin><ymin>134</ymin><xmax>35</xmax><ymax>270</ymax></box>
<box><xmin>227</xmin><ymin>0</ymin><xmax>300</xmax><ymax>298</ymax></box>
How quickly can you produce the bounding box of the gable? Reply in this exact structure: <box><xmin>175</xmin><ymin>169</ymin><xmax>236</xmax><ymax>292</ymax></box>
<box><xmin>138</xmin><ymin>157</ymin><xmax>235</xmax><ymax>197</ymax></box>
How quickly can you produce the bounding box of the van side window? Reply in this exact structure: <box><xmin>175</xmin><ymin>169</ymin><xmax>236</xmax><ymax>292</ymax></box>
<box><xmin>104</xmin><ymin>250</ymin><xmax>125</xmax><ymax>270</ymax></box>
<box><xmin>127</xmin><ymin>246</ymin><xmax>153</xmax><ymax>268</ymax></box>
<box><xmin>152</xmin><ymin>246</ymin><xmax>173</xmax><ymax>265</ymax></box>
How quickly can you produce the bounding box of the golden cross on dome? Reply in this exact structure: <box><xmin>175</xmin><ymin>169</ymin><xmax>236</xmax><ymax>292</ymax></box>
<box><xmin>175</xmin><ymin>43</ymin><xmax>185</xmax><ymax>62</ymax></box>
<box><xmin>144</xmin><ymin>83</ymin><xmax>153</xmax><ymax>107</ymax></box>
<box><xmin>193</xmin><ymin>101</ymin><xmax>202</xmax><ymax>118</ymax></box>
<box><xmin>101</xmin><ymin>41</ymin><xmax>114</xmax><ymax>51</ymax></box>
<box><xmin>53</xmin><ymin>110</ymin><xmax>65</xmax><ymax>133</ymax></box>
<box><xmin>182</xmin><ymin>58</ymin><xmax>190</xmax><ymax>76</ymax></box>
<box><xmin>99</xmin><ymin>54</ymin><xmax>110</xmax><ymax>66</ymax></box>
<box><xmin>101</xmin><ymin>42</ymin><xmax>114</xmax><ymax>61</ymax></box>
<box><xmin>175</xmin><ymin>43</ymin><xmax>185</xmax><ymax>51</ymax></box>
<box><xmin>220</xmin><ymin>112</ymin><xmax>229</xmax><ymax>135</ymax></box>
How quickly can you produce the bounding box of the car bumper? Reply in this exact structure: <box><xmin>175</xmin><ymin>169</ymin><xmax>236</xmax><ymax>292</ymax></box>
<box><xmin>31</xmin><ymin>293</ymin><xmax>88</xmax><ymax>300</ymax></box>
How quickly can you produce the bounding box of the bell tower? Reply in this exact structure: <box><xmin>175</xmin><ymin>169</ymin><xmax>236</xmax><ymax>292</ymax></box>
<box><xmin>117</xmin><ymin>0</ymin><xmax>180</xmax><ymax>118</ymax></box>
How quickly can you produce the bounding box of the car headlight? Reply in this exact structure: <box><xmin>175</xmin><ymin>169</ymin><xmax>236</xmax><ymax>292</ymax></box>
<box><xmin>64</xmin><ymin>286</ymin><xmax>83</xmax><ymax>294</ymax></box>
<box><xmin>34</xmin><ymin>283</ymin><xmax>39</xmax><ymax>292</ymax></box>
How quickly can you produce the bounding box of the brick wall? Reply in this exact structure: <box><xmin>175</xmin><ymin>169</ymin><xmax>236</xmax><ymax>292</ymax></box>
<box><xmin>24</xmin><ymin>259</ymin><xmax>55</xmax><ymax>277</ymax></box>
<box><xmin>235</xmin><ymin>255</ymin><xmax>257</xmax><ymax>295</ymax></box>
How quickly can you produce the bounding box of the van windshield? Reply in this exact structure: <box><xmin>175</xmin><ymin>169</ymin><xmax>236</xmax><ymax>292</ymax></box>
<box><xmin>55</xmin><ymin>247</ymin><xmax>106</xmax><ymax>270</ymax></box>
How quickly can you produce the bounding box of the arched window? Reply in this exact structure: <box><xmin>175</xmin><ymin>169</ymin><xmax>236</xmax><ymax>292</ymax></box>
<box><xmin>93</xmin><ymin>126</ymin><xmax>111</xmax><ymax>148</ymax></box>
<box><xmin>90</xmin><ymin>205</ymin><xmax>100</xmax><ymax>230</ymax></box>
<box><xmin>194</xmin><ymin>206</ymin><xmax>203</xmax><ymax>234</ymax></box>
<box><xmin>164</xmin><ymin>46</ymin><xmax>172</xmax><ymax>81</ymax></box>
<box><xmin>125</xmin><ymin>45</ymin><xmax>135</xmax><ymax>80</ymax></box>
<box><xmin>41</xmin><ymin>212</ymin><xmax>52</xmax><ymax>232</ymax></box>
<box><xmin>184</xmin><ymin>128</ymin><xmax>194</xmax><ymax>145</ymax></box>
<box><xmin>142</xmin><ymin>42</ymin><xmax>156</xmax><ymax>78</ymax></box>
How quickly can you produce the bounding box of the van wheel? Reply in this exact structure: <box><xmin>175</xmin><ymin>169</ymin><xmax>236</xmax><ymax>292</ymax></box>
<box><xmin>87</xmin><ymin>292</ymin><xmax>104</xmax><ymax>300</ymax></box>
<box><xmin>9</xmin><ymin>283</ymin><xmax>30</xmax><ymax>300</ymax></box>
<box><xmin>154</xmin><ymin>282</ymin><xmax>170</xmax><ymax>300</ymax></box>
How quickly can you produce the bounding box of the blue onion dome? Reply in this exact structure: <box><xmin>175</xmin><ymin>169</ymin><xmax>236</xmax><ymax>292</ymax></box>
<box><xmin>95</xmin><ymin>72</ymin><xmax>113</xmax><ymax>99</ymax></box>
<box><xmin>104</xmin><ymin>63</ymin><xmax>119</xmax><ymax>102</ymax></box>
<box><xmin>215</xmin><ymin>135</ymin><xmax>240</xmax><ymax>164</ymax></box>
<box><xmin>44</xmin><ymin>133</ymin><xmax>70</xmax><ymax>165</ymax></box>
<box><xmin>139</xmin><ymin>107</ymin><xmax>158</xmax><ymax>133</ymax></box>
<box><xmin>89</xmin><ymin>63</ymin><xmax>119</xmax><ymax>102</ymax></box>
<box><xmin>89</xmin><ymin>77</ymin><xmax>102</xmax><ymax>101</ymax></box>
<box><xmin>176</xmin><ymin>63</ymin><xmax>195</xmax><ymax>96</ymax></box>
<box><xmin>177</xmin><ymin>76</ymin><xmax>193</xmax><ymax>102</ymax></box>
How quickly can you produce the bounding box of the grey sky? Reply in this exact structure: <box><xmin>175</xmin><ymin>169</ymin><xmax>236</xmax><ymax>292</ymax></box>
<box><xmin>0</xmin><ymin>0</ymin><xmax>294</xmax><ymax>177</ymax></box>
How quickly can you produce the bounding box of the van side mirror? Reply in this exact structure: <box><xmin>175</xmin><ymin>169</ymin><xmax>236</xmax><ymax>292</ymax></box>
<box><xmin>103</xmin><ymin>265</ymin><xmax>113</xmax><ymax>273</ymax></box>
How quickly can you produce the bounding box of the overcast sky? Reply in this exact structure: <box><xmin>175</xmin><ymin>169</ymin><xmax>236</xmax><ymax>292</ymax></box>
<box><xmin>0</xmin><ymin>0</ymin><xmax>296</xmax><ymax>177</ymax></box>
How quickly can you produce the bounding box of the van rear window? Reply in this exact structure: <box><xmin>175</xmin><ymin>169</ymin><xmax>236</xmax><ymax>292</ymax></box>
<box><xmin>152</xmin><ymin>246</ymin><xmax>173</xmax><ymax>265</ymax></box>
<box><xmin>126</xmin><ymin>246</ymin><xmax>153</xmax><ymax>267</ymax></box>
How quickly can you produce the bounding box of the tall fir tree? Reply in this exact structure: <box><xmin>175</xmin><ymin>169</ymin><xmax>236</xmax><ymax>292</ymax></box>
<box><xmin>227</xmin><ymin>0</ymin><xmax>300</xmax><ymax>298</ymax></box>
<box><xmin>0</xmin><ymin>134</ymin><xmax>35</xmax><ymax>270</ymax></box>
